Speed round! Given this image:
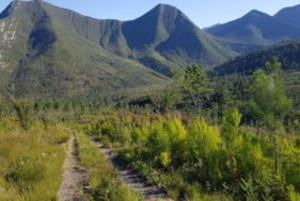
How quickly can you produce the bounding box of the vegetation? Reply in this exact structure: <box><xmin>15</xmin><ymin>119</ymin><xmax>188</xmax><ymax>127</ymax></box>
<box><xmin>0</xmin><ymin>119</ymin><xmax>70</xmax><ymax>201</ymax></box>
<box><xmin>84</xmin><ymin>106</ymin><xmax>300</xmax><ymax>200</ymax></box>
<box><xmin>77</xmin><ymin>59</ymin><xmax>300</xmax><ymax>201</ymax></box>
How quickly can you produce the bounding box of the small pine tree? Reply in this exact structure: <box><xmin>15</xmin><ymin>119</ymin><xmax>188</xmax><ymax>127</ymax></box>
<box><xmin>249</xmin><ymin>57</ymin><xmax>292</xmax><ymax>174</ymax></box>
<box><xmin>182</xmin><ymin>64</ymin><xmax>210</xmax><ymax>109</ymax></box>
<box><xmin>9</xmin><ymin>96</ymin><xmax>33</xmax><ymax>130</ymax></box>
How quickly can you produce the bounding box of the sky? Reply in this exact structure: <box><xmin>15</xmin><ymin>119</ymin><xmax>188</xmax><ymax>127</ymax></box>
<box><xmin>0</xmin><ymin>0</ymin><xmax>299</xmax><ymax>28</ymax></box>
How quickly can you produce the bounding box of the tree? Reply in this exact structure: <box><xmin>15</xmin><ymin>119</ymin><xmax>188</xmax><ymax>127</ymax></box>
<box><xmin>182</xmin><ymin>64</ymin><xmax>210</xmax><ymax>109</ymax></box>
<box><xmin>9</xmin><ymin>96</ymin><xmax>33</xmax><ymax>130</ymax></box>
<box><xmin>222</xmin><ymin>107</ymin><xmax>242</xmax><ymax>144</ymax></box>
<box><xmin>249</xmin><ymin>57</ymin><xmax>292</xmax><ymax>174</ymax></box>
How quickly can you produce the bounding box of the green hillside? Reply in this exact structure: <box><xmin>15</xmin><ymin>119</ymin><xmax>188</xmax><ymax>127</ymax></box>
<box><xmin>0</xmin><ymin>1</ymin><xmax>169</xmax><ymax>98</ymax></box>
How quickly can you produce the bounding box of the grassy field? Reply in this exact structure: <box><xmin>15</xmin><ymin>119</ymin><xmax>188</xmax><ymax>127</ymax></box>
<box><xmin>0</xmin><ymin>119</ymin><xmax>70</xmax><ymax>201</ymax></box>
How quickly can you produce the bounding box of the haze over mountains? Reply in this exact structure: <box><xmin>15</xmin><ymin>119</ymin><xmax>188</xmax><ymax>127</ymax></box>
<box><xmin>0</xmin><ymin>0</ymin><xmax>300</xmax><ymax>98</ymax></box>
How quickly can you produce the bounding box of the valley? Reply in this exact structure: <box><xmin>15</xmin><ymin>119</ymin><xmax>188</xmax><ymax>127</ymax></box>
<box><xmin>1</xmin><ymin>0</ymin><xmax>300</xmax><ymax>201</ymax></box>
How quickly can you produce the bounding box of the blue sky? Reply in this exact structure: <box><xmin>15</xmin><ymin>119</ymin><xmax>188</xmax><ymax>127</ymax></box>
<box><xmin>0</xmin><ymin>0</ymin><xmax>299</xmax><ymax>28</ymax></box>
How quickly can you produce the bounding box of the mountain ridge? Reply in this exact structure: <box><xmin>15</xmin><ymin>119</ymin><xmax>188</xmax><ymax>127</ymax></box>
<box><xmin>0</xmin><ymin>0</ymin><xmax>237</xmax><ymax>98</ymax></box>
<box><xmin>38</xmin><ymin>1</ymin><xmax>237</xmax><ymax>71</ymax></box>
<box><xmin>274</xmin><ymin>4</ymin><xmax>300</xmax><ymax>27</ymax></box>
<box><xmin>205</xmin><ymin>8</ymin><xmax>300</xmax><ymax>46</ymax></box>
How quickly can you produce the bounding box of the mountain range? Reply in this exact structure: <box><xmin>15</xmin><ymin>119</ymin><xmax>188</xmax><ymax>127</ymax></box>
<box><xmin>0</xmin><ymin>0</ymin><xmax>238</xmax><ymax>98</ymax></box>
<box><xmin>1</xmin><ymin>0</ymin><xmax>300</xmax><ymax>98</ymax></box>
<box><xmin>209</xmin><ymin>4</ymin><xmax>300</xmax><ymax>76</ymax></box>
<box><xmin>205</xmin><ymin>8</ymin><xmax>300</xmax><ymax>48</ymax></box>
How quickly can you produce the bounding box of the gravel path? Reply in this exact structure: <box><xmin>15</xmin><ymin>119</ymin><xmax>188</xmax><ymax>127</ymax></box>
<box><xmin>57</xmin><ymin>135</ymin><xmax>89</xmax><ymax>201</ymax></box>
<box><xmin>93</xmin><ymin>140</ymin><xmax>173</xmax><ymax>201</ymax></box>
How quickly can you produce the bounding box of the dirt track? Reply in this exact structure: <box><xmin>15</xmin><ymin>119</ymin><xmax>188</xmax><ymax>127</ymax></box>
<box><xmin>57</xmin><ymin>135</ymin><xmax>88</xmax><ymax>201</ymax></box>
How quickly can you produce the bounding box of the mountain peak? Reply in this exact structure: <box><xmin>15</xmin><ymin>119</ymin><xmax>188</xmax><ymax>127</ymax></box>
<box><xmin>243</xmin><ymin>9</ymin><xmax>270</xmax><ymax>19</ymax></box>
<box><xmin>148</xmin><ymin>3</ymin><xmax>189</xmax><ymax>20</ymax></box>
<box><xmin>122</xmin><ymin>3</ymin><xmax>194</xmax><ymax>49</ymax></box>
<box><xmin>141</xmin><ymin>3</ymin><xmax>184</xmax><ymax>22</ymax></box>
<box><xmin>155</xmin><ymin>3</ymin><xmax>179</xmax><ymax>11</ymax></box>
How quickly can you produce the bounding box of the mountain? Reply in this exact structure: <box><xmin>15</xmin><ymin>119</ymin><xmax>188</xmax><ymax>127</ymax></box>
<box><xmin>205</xmin><ymin>9</ymin><xmax>300</xmax><ymax>47</ymax></box>
<box><xmin>0</xmin><ymin>0</ymin><xmax>237</xmax><ymax>98</ymax></box>
<box><xmin>121</xmin><ymin>4</ymin><xmax>237</xmax><ymax>72</ymax></box>
<box><xmin>0</xmin><ymin>0</ymin><xmax>172</xmax><ymax>99</ymax></box>
<box><xmin>274</xmin><ymin>4</ymin><xmax>300</xmax><ymax>27</ymax></box>
<box><xmin>212</xmin><ymin>40</ymin><xmax>300</xmax><ymax>76</ymax></box>
<box><xmin>32</xmin><ymin>1</ymin><xmax>237</xmax><ymax>72</ymax></box>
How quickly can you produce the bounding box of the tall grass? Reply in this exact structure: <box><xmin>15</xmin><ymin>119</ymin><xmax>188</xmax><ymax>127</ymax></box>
<box><xmin>0</xmin><ymin>119</ymin><xmax>70</xmax><ymax>201</ymax></box>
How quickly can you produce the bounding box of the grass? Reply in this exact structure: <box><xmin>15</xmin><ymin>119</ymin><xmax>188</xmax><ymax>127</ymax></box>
<box><xmin>76</xmin><ymin>131</ymin><xmax>143</xmax><ymax>201</ymax></box>
<box><xmin>0</xmin><ymin>118</ymin><xmax>70</xmax><ymax>201</ymax></box>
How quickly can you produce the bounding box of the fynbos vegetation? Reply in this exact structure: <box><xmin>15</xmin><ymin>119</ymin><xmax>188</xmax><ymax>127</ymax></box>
<box><xmin>1</xmin><ymin>1</ymin><xmax>300</xmax><ymax>201</ymax></box>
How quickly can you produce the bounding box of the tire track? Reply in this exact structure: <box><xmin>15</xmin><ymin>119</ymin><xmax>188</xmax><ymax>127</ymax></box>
<box><xmin>93</xmin><ymin>140</ymin><xmax>173</xmax><ymax>201</ymax></box>
<box><xmin>57</xmin><ymin>135</ymin><xmax>89</xmax><ymax>201</ymax></box>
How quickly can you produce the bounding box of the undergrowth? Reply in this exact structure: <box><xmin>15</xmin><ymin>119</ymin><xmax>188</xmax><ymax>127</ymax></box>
<box><xmin>84</xmin><ymin>109</ymin><xmax>300</xmax><ymax>201</ymax></box>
